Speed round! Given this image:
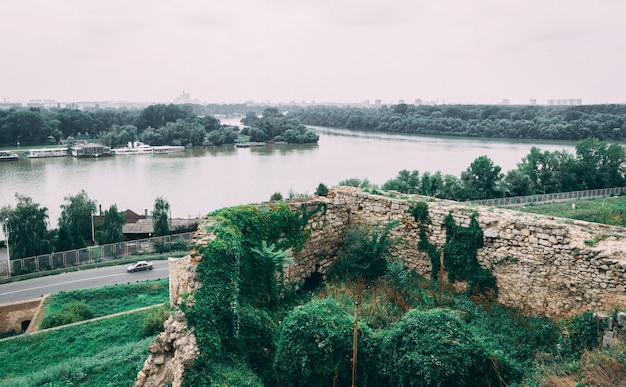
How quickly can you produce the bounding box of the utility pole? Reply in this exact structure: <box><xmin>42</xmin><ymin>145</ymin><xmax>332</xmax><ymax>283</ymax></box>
<box><xmin>439</xmin><ymin>249</ymin><xmax>445</xmax><ymax>307</ymax></box>
<box><xmin>351</xmin><ymin>301</ymin><xmax>359</xmax><ymax>387</ymax></box>
<box><xmin>4</xmin><ymin>219</ymin><xmax>10</xmax><ymax>279</ymax></box>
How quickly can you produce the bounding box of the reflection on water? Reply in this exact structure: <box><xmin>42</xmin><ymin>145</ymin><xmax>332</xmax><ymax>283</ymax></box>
<box><xmin>0</xmin><ymin>128</ymin><xmax>578</xmax><ymax>229</ymax></box>
<box><xmin>249</xmin><ymin>143</ymin><xmax>319</xmax><ymax>156</ymax></box>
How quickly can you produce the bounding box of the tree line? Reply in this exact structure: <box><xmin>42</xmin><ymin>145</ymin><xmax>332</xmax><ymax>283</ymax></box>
<box><xmin>338</xmin><ymin>137</ymin><xmax>626</xmax><ymax>201</ymax></box>
<box><xmin>289</xmin><ymin>104</ymin><xmax>626</xmax><ymax>140</ymax></box>
<box><xmin>0</xmin><ymin>104</ymin><xmax>316</xmax><ymax>148</ymax></box>
<box><xmin>0</xmin><ymin>192</ymin><xmax>173</xmax><ymax>263</ymax></box>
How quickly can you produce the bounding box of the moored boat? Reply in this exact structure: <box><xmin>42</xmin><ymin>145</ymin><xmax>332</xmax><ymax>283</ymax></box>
<box><xmin>152</xmin><ymin>145</ymin><xmax>185</xmax><ymax>154</ymax></box>
<box><xmin>0</xmin><ymin>151</ymin><xmax>19</xmax><ymax>161</ymax></box>
<box><xmin>27</xmin><ymin>148</ymin><xmax>69</xmax><ymax>158</ymax></box>
<box><xmin>234</xmin><ymin>142</ymin><xmax>265</xmax><ymax>148</ymax></box>
<box><xmin>70</xmin><ymin>143</ymin><xmax>112</xmax><ymax>158</ymax></box>
<box><xmin>113</xmin><ymin>141</ymin><xmax>154</xmax><ymax>155</ymax></box>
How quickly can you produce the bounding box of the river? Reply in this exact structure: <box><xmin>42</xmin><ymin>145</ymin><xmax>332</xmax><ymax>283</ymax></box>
<box><xmin>0</xmin><ymin>124</ymin><xmax>578</xmax><ymax>231</ymax></box>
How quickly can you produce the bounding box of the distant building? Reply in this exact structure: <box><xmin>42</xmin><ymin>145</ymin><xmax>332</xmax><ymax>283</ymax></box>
<box><xmin>547</xmin><ymin>99</ymin><xmax>582</xmax><ymax>106</ymax></box>
<box><xmin>529</xmin><ymin>99</ymin><xmax>537</xmax><ymax>105</ymax></box>
<box><xmin>174</xmin><ymin>91</ymin><xmax>201</xmax><ymax>104</ymax></box>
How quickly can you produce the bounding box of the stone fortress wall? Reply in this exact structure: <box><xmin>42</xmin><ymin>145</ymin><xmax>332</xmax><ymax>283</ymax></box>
<box><xmin>169</xmin><ymin>186</ymin><xmax>626</xmax><ymax>318</ymax></box>
<box><xmin>288</xmin><ymin>186</ymin><xmax>626</xmax><ymax>318</ymax></box>
<box><xmin>143</xmin><ymin>186</ymin><xmax>626</xmax><ymax>386</ymax></box>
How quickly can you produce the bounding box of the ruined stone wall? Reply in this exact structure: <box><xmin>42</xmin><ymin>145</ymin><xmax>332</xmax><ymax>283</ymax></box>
<box><xmin>151</xmin><ymin>186</ymin><xmax>626</xmax><ymax>385</ymax></box>
<box><xmin>168</xmin><ymin>186</ymin><xmax>626</xmax><ymax>318</ymax></box>
<box><xmin>297</xmin><ymin>187</ymin><xmax>626</xmax><ymax>318</ymax></box>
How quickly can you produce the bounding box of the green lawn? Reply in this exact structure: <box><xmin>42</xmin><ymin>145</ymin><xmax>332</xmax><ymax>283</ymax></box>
<box><xmin>515</xmin><ymin>196</ymin><xmax>626</xmax><ymax>226</ymax></box>
<box><xmin>0</xmin><ymin>309</ymin><xmax>158</xmax><ymax>386</ymax></box>
<box><xmin>0</xmin><ymin>279</ymin><xmax>171</xmax><ymax>385</ymax></box>
<box><xmin>41</xmin><ymin>278</ymin><xmax>170</xmax><ymax>318</ymax></box>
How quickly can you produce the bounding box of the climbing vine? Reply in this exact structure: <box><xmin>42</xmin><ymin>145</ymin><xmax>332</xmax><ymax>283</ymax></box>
<box><xmin>181</xmin><ymin>202</ymin><xmax>320</xmax><ymax>386</ymax></box>
<box><xmin>413</xmin><ymin>203</ymin><xmax>498</xmax><ymax>297</ymax></box>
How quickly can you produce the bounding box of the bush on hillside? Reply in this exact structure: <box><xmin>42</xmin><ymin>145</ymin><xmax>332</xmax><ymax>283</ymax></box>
<box><xmin>40</xmin><ymin>301</ymin><xmax>94</xmax><ymax>329</ymax></box>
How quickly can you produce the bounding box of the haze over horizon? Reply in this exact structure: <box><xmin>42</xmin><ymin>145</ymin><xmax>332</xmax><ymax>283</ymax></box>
<box><xmin>2</xmin><ymin>1</ymin><xmax>625</xmax><ymax>106</ymax></box>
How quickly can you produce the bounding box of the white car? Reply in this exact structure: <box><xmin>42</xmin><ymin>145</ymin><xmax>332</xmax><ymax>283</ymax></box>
<box><xmin>127</xmin><ymin>261</ymin><xmax>153</xmax><ymax>273</ymax></box>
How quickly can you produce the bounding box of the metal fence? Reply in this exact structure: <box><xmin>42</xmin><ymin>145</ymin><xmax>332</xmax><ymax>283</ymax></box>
<box><xmin>1</xmin><ymin>232</ymin><xmax>194</xmax><ymax>279</ymax></box>
<box><xmin>466</xmin><ymin>186</ymin><xmax>626</xmax><ymax>207</ymax></box>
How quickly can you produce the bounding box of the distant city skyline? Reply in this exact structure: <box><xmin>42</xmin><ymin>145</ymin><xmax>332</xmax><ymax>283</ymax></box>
<box><xmin>2</xmin><ymin>1</ymin><xmax>625</xmax><ymax>106</ymax></box>
<box><xmin>0</xmin><ymin>94</ymin><xmax>592</xmax><ymax>109</ymax></box>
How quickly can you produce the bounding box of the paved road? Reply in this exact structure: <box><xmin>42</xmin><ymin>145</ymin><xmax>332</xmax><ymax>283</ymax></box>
<box><xmin>0</xmin><ymin>261</ymin><xmax>169</xmax><ymax>304</ymax></box>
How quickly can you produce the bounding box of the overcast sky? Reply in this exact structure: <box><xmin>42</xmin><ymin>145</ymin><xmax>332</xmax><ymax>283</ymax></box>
<box><xmin>2</xmin><ymin>0</ymin><xmax>625</xmax><ymax>105</ymax></box>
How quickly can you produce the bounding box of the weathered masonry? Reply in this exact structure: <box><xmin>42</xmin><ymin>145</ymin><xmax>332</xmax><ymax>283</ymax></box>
<box><xmin>171</xmin><ymin>186</ymin><xmax>626</xmax><ymax>319</ymax></box>
<box><xmin>141</xmin><ymin>186</ymin><xmax>626</xmax><ymax>386</ymax></box>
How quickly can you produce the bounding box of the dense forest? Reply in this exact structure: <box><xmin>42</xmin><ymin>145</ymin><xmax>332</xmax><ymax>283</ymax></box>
<box><xmin>0</xmin><ymin>104</ymin><xmax>316</xmax><ymax>148</ymax></box>
<box><xmin>289</xmin><ymin>104</ymin><xmax>626</xmax><ymax>140</ymax></box>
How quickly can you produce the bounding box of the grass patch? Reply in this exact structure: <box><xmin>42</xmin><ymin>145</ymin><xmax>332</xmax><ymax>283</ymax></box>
<box><xmin>516</xmin><ymin>196</ymin><xmax>626</xmax><ymax>226</ymax></box>
<box><xmin>0</xmin><ymin>309</ymin><xmax>159</xmax><ymax>386</ymax></box>
<box><xmin>41</xmin><ymin>279</ymin><xmax>169</xmax><ymax>324</ymax></box>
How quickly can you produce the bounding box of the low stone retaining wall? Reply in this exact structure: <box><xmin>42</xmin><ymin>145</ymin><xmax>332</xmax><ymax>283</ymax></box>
<box><xmin>0</xmin><ymin>297</ymin><xmax>44</xmax><ymax>334</ymax></box>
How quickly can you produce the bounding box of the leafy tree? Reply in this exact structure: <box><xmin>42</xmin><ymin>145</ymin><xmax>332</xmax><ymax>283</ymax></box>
<box><xmin>314</xmin><ymin>183</ymin><xmax>329</xmax><ymax>196</ymax></box>
<box><xmin>240</xmin><ymin>109</ymin><xmax>317</xmax><ymax>143</ymax></box>
<box><xmin>269</xmin><ymin>192</ymin><xmax>283</xmax><ymax>201</ymax></box>
<box><xmin>197</xmin><ymin>115</ymin><xmax>221</xmax><ymax>132</ymax></box>
<box><xmin>54</xmin><ymin>224</ymin><xmax>74</xmax><ymax>252</ymax></box>
<box><xmin>518</xmin><ymin>147</ymin><xmax>578</xmax><ymax>194</ymax></box>
<box><xmin>438</xmin><ymin>174</ymin><xmax>464</xmax><ymax>200</ymax></box>
<box><xmin>274</xmin><ymin>298</ymin><xmax>368</xmax><ymax>387</ymax></box>
<box><xmin>0</xmin><ymin>194</ymin><xmax>51</xmax><ymax>260</ymax></box>
<box><xmin>382</xmin><ymin>169</ymin><xmax>420</xmax><ymax>194</ymax></box>
<box><xmin>135</xmin><ymin>104</ymin><xmax>195</xmax><ymax>131</ymax></box>
<box><xmin>100</xmin><ymin>124</ymin><xmax>139</xmax><ymax>147</ymax></box>
<box><xmin>95</xmin><ymin>204</ymin><xmax>124</xmax><ymax>244</ymax></box>
<box><xmin>241</xmin><ymin>111</ymin><xmax>261</xmax><ymax>127</ymax></box>
<box><xmin>419</xmin><ymin>171</ymin><xmax>443</xmax><ymax>197</ymax></box>
<box><xmin>152</xmin><ymin>196</ymin><xmax>170</xmax><ymax>237</ymax></box>
<box><xmin>206</xmin><ymin>127</ymin><xmax>238</xmax><ymax>145</ymax></box>
<box><xmin>0</xmin><ymin>110</ymin><xmax>48</xmax><ymax>145</ymax></box>
<box><xmin>157</xmin><ymin>119</ymin><xmax>206</xmax><ymax>146</ymax></box>
<box><xmin>54</xmin><ymin>108</ymin><xmax>95</xmax><ymax>138</ymax></box>
<box><xmin>500</xmin><ymin>169</ymin><xmax>533</xmax><ymax>197</ymax></box>
<box><xmin>338</xmin><ymin>177</ymin><xmax>370</xmax><ymax>189</ymax></box>
<box><xmin>58</xmin><ymin>190</ymin><xmax>97</xmax><ymax>247</ymax></box>
<box><xmin>576</xmin><ymin>138</ymin><xmax>626</xmax><ymax>189</ymax></box>
<box><xmin>460</xmin><ymin>156</ymin><xmax>503</xmax><ymax>200</ymax></box>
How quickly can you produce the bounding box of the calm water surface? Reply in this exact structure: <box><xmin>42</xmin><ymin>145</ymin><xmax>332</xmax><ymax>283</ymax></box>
<box><xmin>0</xmin><ymin>126</ymin><xmax>578</xmax><ymax>229</ymax></box>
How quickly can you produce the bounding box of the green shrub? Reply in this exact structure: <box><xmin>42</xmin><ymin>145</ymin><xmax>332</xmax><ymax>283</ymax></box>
<box><xmin>410</xmin><ymin>201</ymin><xmax>430</xmax><ymax>223</ymax></box>
<box><xmin>315</xmin><ymin>183</ymin><xmax>329</xmax><ymax>196</ymax></box>
<box><xmin>152</xmin><ymin>239</ymin><xmax>169</xmax><ymax>253</ymax></box>
<box><xmin>374</xmin><ymin>308</ymin><xmax>496</xmax><ymax>387</ymax></box>
<box><xmin>274</xmin><ymin>298</ymin><xmax>369</xmax><ymax>386</ymax></box>
<box><xmin>237</xmin><ymin>306</ymin><xmax>277</xmax><ymax>384</ymax></box>
<box><xmin>558</xmin><ymin>312</ymin><xmax>601</xmax><ymax>358</ymax></box>
<box><xmin>142</xmin><ymin>304</ymin><xmax>170</xmax><ymax>336</ymax></box>
<box><xmin>171</xmin><ymin>238</ymin><xmax>189</xmax><ymax>251</ymax></box>
<box><xmin>329</xmin><ymin>221</ymin><xmax>398</xmax><ymax>281</ymax></box>
<box><xmin>40</xmin><ymin>301</ymin><xmax>94</xmax><ymax>329</ymax></box>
